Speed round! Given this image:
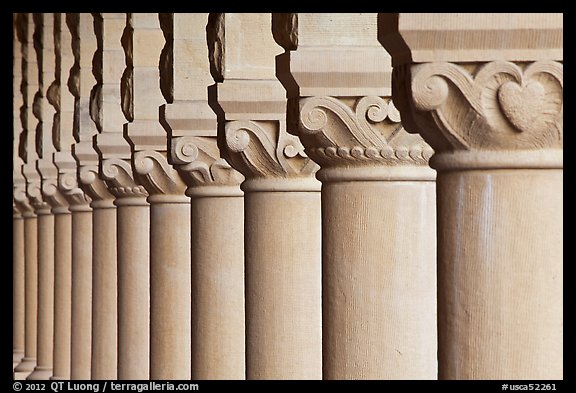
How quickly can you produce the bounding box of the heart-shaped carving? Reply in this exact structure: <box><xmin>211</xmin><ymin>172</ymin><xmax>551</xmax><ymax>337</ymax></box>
<box><xmin>497</xmin><ymin>80</ymin><xmax>545</xmax><ymax>133</ymax></box>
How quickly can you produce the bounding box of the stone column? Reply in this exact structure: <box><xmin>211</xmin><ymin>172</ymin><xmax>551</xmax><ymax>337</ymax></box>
<box><xmin>50</xmin><ymin>13</ymin><xmax>80</xmax><ymax>380</ymax></box>
<box><xmin>273</xmin><ymin>13</ymin><xmax>438</xmax><ymax>380</ymax></box>
<box><xmin>14</xmin><ymin>13</ymin><xmax>41</xmax><ymax>380</ymax></box>
<box><xmin>379</xmin><ymin>12</ymin><xmax>563</xmax><ymax>379</ymax></box>
<box><xmin>160</xmin><ymin>13</ymin><xmax>245</xmax><ymax>380</ymax></box>
<box><xmin>122</xmin><ymin>13</ymin><xmax>191</xmax><ymax>380</ymax></box>
<box><xmin>13</xmin><ymin>13</ymin><xmax>27</xmax><ymax>371</ymax></box>
<box><xmin>70</xmin><ymin>13</ymin><xmax>119</xmax><ymax>380</ymax></box>
<box><xmin>95</xmin><ymin>13</ymin><xmax>150</xmax><ymax>380</ymax></box>
<box><xmin>29</xmin><ymin>13</ymin><xmax>64</xmax><ymax>380</ymax></box>
<box><xmin>208</xmin><ymin>13</ymin><xmax>322</xmax><ymax>380</ymax></box>
<box><xmin>66</xmin><ymin>13</ymin><xmax>95</xmax><ymax>380</ymax></box>
<box><xmin>13</xmin><ymin>206</ymin><xmax>26</xmax><ymax>370</ymax></box>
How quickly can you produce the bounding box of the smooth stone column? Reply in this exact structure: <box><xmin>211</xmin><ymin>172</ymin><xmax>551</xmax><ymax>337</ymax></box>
<box><xmin>115</xmin><ymin>196</ymin><xmax>150</xmax><ymax>379</ymax></box>
<box><xmin>147</xmin><ymin>195</ymin><xmax>191</xmax><ymax>379</ymax></box>
<box><xmin>242</xmin><ymin>179</ymin><xmax>321</xmax><ymax>380</ymax></box>
<box><xmin>27</xmin><ymin>208</ymin><xmax>55</xmax><ymax>380</ymax></box>
<box><xmin>70</xmin><ymin>203</ymin><xmax>93</xmax><ymax>380</ymax></box>
<box><xmin>13</xmin><ymin>209</ymin><xmax>25</xmax><ymax>369</ymax></box>
<box><xmin>90</xmin><ymin>199</ymin><xmax>118</xmax><ymax>379</ymax></box>
<box><xmin>14</xmin><ymin>212</ymin><xmax>38</xmax><ymax>380</ymax></box>
<box><xmin>320</xmin><ymin>175</ymin><xmax>436</xmax><ymax>379</ymax></box>
<box><xmin>436</xmin><ymin>166</ymin><xmax>562</xmax><ymax>379</ymax></box>
<box><xmin>189</xmin><ymin>189</ymin><xmax>245</xmax><ymax>379</ymax></box>
<box><xmin>51</xmin><ymin>207</ymin><xmax>72</xmax><ymax>380</ymax></box>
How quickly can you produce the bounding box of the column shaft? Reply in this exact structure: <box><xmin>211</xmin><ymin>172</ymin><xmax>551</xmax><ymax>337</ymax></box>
<box><xmin>13</xmin><ymin>215</ymin><xmax>25</xmax><ymax>369</ymax></box>
<box><xmin>117</xmin><ymin>203</ymin><xmax>150</xmax><ymax>380</ymax></box>
<box><xmin>14</xmin><ymin>215</ymin><xmax>38</xmax><ymax>379</ymax></box>
<box><xmin>27</xmin><ymin>212</ymin><xmax>55</xmax><ymax>380</ymax></box>
<box><xmin>437</xmin><ymin>169</ymin><xmax>563</xmax><ymax>379</ymax></box>
<box><xmin>70</xmin><ymin>209</ymin><xmax>93</xmax><ymax>380</ymax></box>
<box><xmin>91</xmin><ymin>206</ymin><xmax>118</xmax><ymax>379</ymax></box>
<box><xmin>322</xmin><ymin>180</ymin><xmax>437</xmax><ymax>379</ymax></box>
<box><xmin>191</xmin><ymin>195</ymin><xmax>245</xmax><ymax>380</ymax></box>
<box><xmin>149</xmin><ymin>201</ymin><xmax>191</xmax><ymax>380</ymax></box>
<box><xmin>244</xmin><ymin>190</ymin><xmax>322</xmax><ymax>380</ymax></box>
<box><xmin>51</xmin><ymin>212</ymin><xmax>72</xmax><ymax>380</ymax></box>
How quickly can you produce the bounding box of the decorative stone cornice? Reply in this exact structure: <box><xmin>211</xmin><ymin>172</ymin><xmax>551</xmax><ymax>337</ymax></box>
<box><xmin>14</xmin><ymin>178</ymin><xmax>34</xmax><ymax>217</ymax></box>
<box><xmin>272</xmin><ymin>13</ymin><xmax>435</xmax><ymax>181</ymax></box>
<box><xmin>78</xmin><ymin>166</ymin><xmax>115</xmax><ymax>209</ymax></box>
<box><xmin>101</xmin><ymin>158</ymin><xmax>148</xmax><ymax>203</ymax></box>
<box><xmin>393</xmin><ymin>61</ymin><xmax>562</xmax><ymax>171</ymax></box>
<box><xmin>379</xmin><ymin>13</ymin><xmax>563</xmax><ymax>171</ymax></box>
<box><xmin>297</xmin><ymin>96</ymin><xmax>432</xmax><ymax>168</ymax></box>
<box><xmin>54</xmin><ymin>157</ymin><xmax>92</xmax><ymax>210</ymax></box>
<box><xmin>209</xmin><ymin>13</ymin><xmax>319</xmax><ymax>191</ymax></box>
<box><xmin>225</xmin><ymin>119</ymin><xmax>317</xmax><ymax>181</ymax></box>
<box><xmin>133</xmin><ymin>150</ymin><xmax>188</xmax><ymax>202</ymax></box>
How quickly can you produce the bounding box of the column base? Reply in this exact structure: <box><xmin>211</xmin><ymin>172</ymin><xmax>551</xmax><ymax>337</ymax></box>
<box><xmin>13</xmin><ymin>357</ymin><xmax>36</xmax><ymax>380</ymax></box>
<box><xmin>50</xmin><ymin>376</ymin><xmax>68</xmax><ymax>381</ymax></box>
<box><xmin>13</xmin><ymin>351</ymin><xmax>24</xmax><ymax>371</ymax></box>
<box><xmin>27</xmin><ymin>367</ymin><xmax>53</xmax><ymax>380</ymax></box>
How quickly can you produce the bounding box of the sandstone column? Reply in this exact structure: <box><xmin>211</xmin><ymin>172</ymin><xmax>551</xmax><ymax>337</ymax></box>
<box><xmin>50</xmin><ymin>13</ymin><xmax>84</xmax><ymax>380</ymax></box>
<box><xmin>14</xmin><ymin>13</ymin><xmax>41</xmax><ymax>380</ymax></box>
<box><xmin>274</xmin><ymin>13</ymin><xmax>438</xmax><ymax>380</ymax></box>
<box><xmin>13</xmin><ymin>13</ymin><xmax>27</xmax><ymax>371</ymax></box>
<box><xmin>95</xmin><ymin>13</ymin><xmax>150</xmax><ymax>380</ymax></box>
<box><xmin>379</xmin><ymin>12</ymin><xmax>563</xmax><ymax>379</ymax></box>
<box><xmin>29</xmin><ymin>13</ymin><xmax>64</xmax><ymax>380</ymax></box>
<box><xmin>65</xmin><ymin>13</ymin><xmax>95</xmax><ymax>380</ymax></box>
<box><xmin>69</xmin><ymin>13</ymin><xmax>119</xmax><ymax>380</ymax></box>
<box><xmin>123</xmin><ymin>13</ymin><xmax>191</xmax><ymax>380</ymax></box>
<box><xmin>160</xmin><ymin>13</ymin><xmax>245</xmax><ymax>380</ymax></box>
<box><xmin>208</xmin><ymin>13</ymin><xmax>322</xmax><ymax>380</ymax></box>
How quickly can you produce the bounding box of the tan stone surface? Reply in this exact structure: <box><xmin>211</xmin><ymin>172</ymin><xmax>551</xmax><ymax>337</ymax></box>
<box><xmin>381</xmin><ymin>12</ymin><xmax>563</xmax><ymax>379</ymax></box>
<box><xmin>14</xmin><ymin>216</ymin><xmax>38</xmax><ymax>380</ymax></box>
<box><xmin>191</xmin><ymin>196</ymin><xmax>245</xmax><ymax>380</ymax></box>
<box><xmin>12</xmin><ymin>13</ymin><xmax>26</xmax><ymax>371</ymax></box>
<box><xmin>51</xmin><ymin>212</ymin><xmax>72</xmax><ymax>380</ymax></box>
<box><xmin>70</xmin><ymin>208</ymin><xmax>93</xmax><ymax>380</ymax></box>
<box><xmin>379</xmin><ymin>13</ymin><xmax>563</xmax><ymax>65</ymax></box>
<box><xmin>437</xmin><ymin>170</ymin><xmax>562</xmax><ymax>379</ymax></box>
<box><xmin>116</xmin><ymin>202</ymin><xmax>150</xmax><ymax>380</ymax></box>
<box><xmin>149</xmin><ymin>203</ymin><xmax>191</xmax><ymax>379</ymax></box>
<box><xmin>276</xmin><ymin>12</ymin><xmax>438</xmax><ymax>379</ymax></box>
<box><xmin>211</xmin><ymin>13</ymin><xmax>322</xmax><ymax>379</ymax></box>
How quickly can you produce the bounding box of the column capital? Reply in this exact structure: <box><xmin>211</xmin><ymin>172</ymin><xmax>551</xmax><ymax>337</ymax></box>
<box><xmin>209</xmin><ymin>13</ymin><xmax>319</xmax><ymax>190</ymax></box>
<box><xmin>379</xmin><ymin>13</ymin><xmax>563</xmax><ymax>171</ymax></box>
<box><xmin>273</xmin><ymin>13</ymin><xmax>434</xmax><ymax>181</ymax></box>
<box><xmin>164</xmin><ymin>105</ymin><xmax>244</xmax><ymax>196</ymax></box>
<box><xmin>91</xmin><ymin>13</ymin><xmax>149</xmax><ymax>206</ymax></box>
<box><xmin>14</xmin><ymin>178</ymin><xmax>34</xmax><ymax>217</ymax></box>
<box><xmin>133</xmin><ymin>150</ymin><xmax>188</xmax><ymax>202</ymax></box>
<box><xmin>79</xmin><ymin>166</ymin><xmax>115</xmax><ymax>209</ymax></box>
<box><xmin>101</xmin><ymin>158</ymin><xmax>148</xmax><ymax>204</ymax></box>
<box><xmin>159</xmin><ymin>14</ymin><xmax>244</xmax><ymax>196</ymax></box>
